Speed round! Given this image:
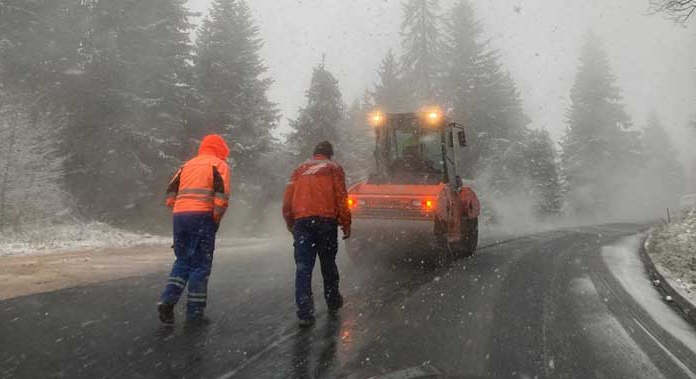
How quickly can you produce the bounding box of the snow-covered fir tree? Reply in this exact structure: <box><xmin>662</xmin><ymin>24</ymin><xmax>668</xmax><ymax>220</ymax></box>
<box><xmin>526</xmin><ymin>129</ymin><xmax>563</xmax><ymax>216</ymax></box>
<box><xmin>62</xmin><ymin>0</ymin><xmax>197</xmax><ymax>224</ymax></box>
<box><xmin>400</xmin><ymin>0</ymin><xmax>444</xmax><ymax>105</ymax></box>
<box><xmin>339</xmin><ymin>93</ymin><xmax>376</xmax><ymax>183</ymax></box>
<box><xmin>442</xmin><ymin>0</ymin><xmax>530</xmax><ymax>179</ymax></box>
<box><xmin>0</xmin><ymin>94</ymin><xmax>67</xmax><ymax>231</ymax></box>
<box><xmin>373</xmin><ymin>51</ymin><xmax>410</xmax><ymax>113</ymax></box>
<box><xmin>639</xmin><ymin>112</ymin><xmax>685</xmax><ymax>210</ymax></box>
<box><xmin>195</xmin><ymin>0</ymin><xmax>279</xmax><ymax>198</ymax></box>
<box><xmin>287</xmin><ymin>61</ymin><xmax>345</xmax><ymax>162</ymax></box>
<box><xmin>0</xmin><ymin>0</ymin><xmax>87</xmax><ymax>99</ymax></box>
<box><xmin>560</xmin><ymin>33</ymin><xmax>643</xmax><ymax>217</ymax></box>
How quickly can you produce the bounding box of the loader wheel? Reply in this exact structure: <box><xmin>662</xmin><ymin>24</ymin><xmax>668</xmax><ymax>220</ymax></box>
<box><xmin>446</xmin><ymin>217</ymin><xmax>478</xmax><ymax>259</ymax></box>
<box><xmin>434</xmin><ymin>244</ymin><xmax>454</xmax><ymax>268</ymax></box>
<box><xmin>460</xmin><ymin>217</ymin><xmax>478</xmax><ymax>258</ymax></box>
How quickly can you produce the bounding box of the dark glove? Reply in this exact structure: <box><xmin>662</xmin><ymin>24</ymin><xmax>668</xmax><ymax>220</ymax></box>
<box><xmin>341</xmin><ymin>225</ymin><xmax>351</xmax><ymax>240</ymax></box>
<box><xmin>214</xmin><ymin>223</ymin><xmax>220</xmax><ymax>233</ymax></box>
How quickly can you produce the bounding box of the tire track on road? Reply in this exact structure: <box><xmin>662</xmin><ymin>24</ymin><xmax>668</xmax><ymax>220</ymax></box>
<box><xmin>589</xmin><ymin>251</ymin><xmax>696</xmax><ymax>379</ymax></box>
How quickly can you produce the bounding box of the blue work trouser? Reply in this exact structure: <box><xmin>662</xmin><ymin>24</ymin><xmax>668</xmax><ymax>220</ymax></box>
<box><xmin>160</xmin><ymin>212</ymin><xmax>216</xmax><ymax>319</ymax></box>
<box><xmin>293</xmin><ymin>217</ymin><xmax>340</xmax><ymax>320</ymax></box>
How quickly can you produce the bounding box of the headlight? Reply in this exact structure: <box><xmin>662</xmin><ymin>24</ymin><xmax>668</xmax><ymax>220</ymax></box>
<box><xmin>369</xmin><ymin>111</ymin><xmax>385</xmax><ymax>127</ymax></box>
<box><xmin>422</xmin><ymin>106</ymin><xmax>444</xmax><ymax>126</ymax></box>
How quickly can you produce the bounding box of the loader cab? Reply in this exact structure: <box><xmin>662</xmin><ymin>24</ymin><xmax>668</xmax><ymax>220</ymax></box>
<box><xmin>368</xmin><ymin>110</ymin><xmax>465</xmax><ymax>187</ymax></box>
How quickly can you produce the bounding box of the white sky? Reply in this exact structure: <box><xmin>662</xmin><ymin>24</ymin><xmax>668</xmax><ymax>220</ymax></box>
<box><xmin>186</xmin><ymin>0</ymin><xmax>696</xmax><ymax>152</ymax></box>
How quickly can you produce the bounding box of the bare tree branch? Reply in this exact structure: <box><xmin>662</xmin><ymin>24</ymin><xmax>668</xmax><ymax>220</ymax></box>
<box><xmin>650</xmin><ymin>0</ymin><xmax>696</xmax><ymax>24</ymax></box>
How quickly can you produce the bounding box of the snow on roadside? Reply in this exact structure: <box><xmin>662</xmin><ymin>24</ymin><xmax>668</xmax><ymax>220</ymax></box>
<box><xmin>646</xmin><ymin>209</ymin><xmax>696</xmax><ymax>305</ymax></box>
<box><xmin>602</xmin><ymin>235</ymin><xmax>696</xmax><ymax>353</ymax></box>
<box><xmin>0</xmin><ymin>222</ymin><xmax>169</xmax><ymax>257</ymax></box>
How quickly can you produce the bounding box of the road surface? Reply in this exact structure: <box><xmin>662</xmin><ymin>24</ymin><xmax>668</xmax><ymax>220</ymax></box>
<box><xmin>2</xmin><ymin>223</ymin><xmax>696</xmax><ymax>379</ymax></box>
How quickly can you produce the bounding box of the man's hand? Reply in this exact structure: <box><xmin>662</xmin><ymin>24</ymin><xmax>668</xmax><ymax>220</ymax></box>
<box><xmin>287</xmin><ymin>224</ymin><xmax>294</xmax><ymax>234</ymax></box>
<box><xmin>341</xmin><ymin>226</ymin><xmax>351</xmax><ymax>240</ymax></box>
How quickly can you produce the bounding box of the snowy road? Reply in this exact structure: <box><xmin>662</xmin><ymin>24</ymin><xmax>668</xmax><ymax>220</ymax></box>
<box><xmin>2</xmin><ymin>223</ymin><xmax>696</xmax><ymax>379</ymax></box>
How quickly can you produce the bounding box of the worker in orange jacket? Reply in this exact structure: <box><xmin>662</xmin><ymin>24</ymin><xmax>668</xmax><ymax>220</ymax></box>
<box><xmin>158</xmin><ymin>134</ymin><xmax>231</xmax><ymax>325</ymax></box>
<box><xmin>283</xmin><ymin>141</ymin><xmax>351</xmax><ymax>327</ymax></box>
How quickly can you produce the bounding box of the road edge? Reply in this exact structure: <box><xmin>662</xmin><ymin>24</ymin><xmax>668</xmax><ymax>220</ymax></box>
<box><xmin>639</xmin><ymin>232</ymin><xmax>696</xmax><ymax>327</ymax></box>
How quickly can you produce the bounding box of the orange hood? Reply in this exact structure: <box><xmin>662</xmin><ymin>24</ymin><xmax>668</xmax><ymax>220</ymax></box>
<box><xmin>198</xmin><ymin>134</ymin><xmax>230</xmax><ymax>160</ymax></box>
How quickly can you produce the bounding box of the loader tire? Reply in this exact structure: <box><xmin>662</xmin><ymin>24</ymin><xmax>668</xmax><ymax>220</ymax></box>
<box><xmin>434</xmin><ymin>245</ymin><xmax>454</xmax><ymax>268</ymax></box>
<box><xmin>459</xmin><ymin>217</ymin><xmax>478</xmax><ymax>258</ymax></box>
<box><xmin>444</xmin><ymin>217</ymin><xmax>478</xmax><ymax>259</ymax></box>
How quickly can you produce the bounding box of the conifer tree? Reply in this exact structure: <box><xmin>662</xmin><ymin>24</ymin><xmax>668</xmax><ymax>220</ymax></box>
<box><xmin>340</xmin><ymin>93</ymin><xmax>376</xmax><ymax>182</ymax></box>
<box><xmin>63</xmin><ymin>0</ymin><xmax>197</xmax><ymax>223</ymax></box>
<box><xmin>0</xmin><ymin>0</ymin><xmax>88</xmax><ymax>98</ymax></box>
<box><xmin>0</xmin><ymin>94</ymin><xmax>67</xmax><ymax>230</ymax></box>
<box><xmin>526</xmin><ymin>129</ymin><xmax>563</xmax><ymax>216</ymax></box>
<box><xmin>442</xmin><ymin>0</ymin><xmax>530</xmax><ymax>179</ymax></box>
<box><xmin>287</xmin><ymin>61</ymin><xmax>345</xmax><ymax>162</ymax></box>
<box><xmin>400</xmin><ymin>0</ymin><xmax>443</xmax><ymax>105</ymax></box>
<box><xmin>560</xmin><ymin>33</ymin><xmax>642</xmax><ymax>216</ymax></box>
<box><xmin>195</xmin><ymin>0</ymin><xmax>279</xmax><ymax>191</ymax></box>
<box><xmin>373</xmin><ymin>50</ymin><xmax>410</xmax><ymax>113</ymax></box>
<box><xmin>640</xmin><ymin>112</ymin><xmax>685</xmax><ymax>209</ymax></box>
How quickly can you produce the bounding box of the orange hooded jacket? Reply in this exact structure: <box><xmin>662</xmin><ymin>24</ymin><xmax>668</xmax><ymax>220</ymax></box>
<box><xmin>166</xmin><ymin>135</ymin><xmax>231</xmax><ymax>223</ymax></box>
<box><xmin>282</xmin><ymin>155</ymin><xmax>351</xmax><ymax>230</ymax></box>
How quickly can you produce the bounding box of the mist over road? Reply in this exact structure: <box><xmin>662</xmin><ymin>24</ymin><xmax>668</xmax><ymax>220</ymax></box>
<box><xmin>2</xmin><ymin>223</ymin><xmax>696</xmax><ymax>379</ymax></box>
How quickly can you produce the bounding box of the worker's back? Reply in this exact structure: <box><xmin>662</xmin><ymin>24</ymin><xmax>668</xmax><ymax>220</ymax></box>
<box><xmin>286</xmin><ymin>156</ymin><xmax>344</xmax><ymax>221</ymax></box>
<box><xmin>282</xmin><ymin>141</ymin><xmax>350</xmax><ymax>327</ymax></box>
<box><xmin>166</xmin><ymin>134</ymin><xmax>231</xmax><ymax>223</ymax></box>
<box><xmin>172</xmin><ymin>154</ymin><xmax>229</xmax><ymax>215</ymax></box>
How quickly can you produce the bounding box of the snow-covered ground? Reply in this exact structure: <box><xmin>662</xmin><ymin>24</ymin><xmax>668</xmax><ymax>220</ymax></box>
<box><xmin>0</xmin><ymin>222</ymin><xmax>169</xmax><ymax>257</ymax></box>
<box><xmin>0</xmin><ymin>228</ymin><xmax>274</xmax><ymax>300</ymax></box>
<box><xmin>603</xmin><ymin>235</ymin><xmax>696</xmax><ymax>353</ymax></box>
<box><xmin>646</xmin><ymin>209</ymin><xmax>696</xmax><ymax>304</ymax></box>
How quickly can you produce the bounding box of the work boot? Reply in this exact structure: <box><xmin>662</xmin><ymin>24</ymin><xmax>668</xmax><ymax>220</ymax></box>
<box><xmin>158</xmin><ymin>303</ymin><xmax>174</xmax><ymax>325</ymax></box>
<box><xmin>327</xmin><ymin>293</ymin><xmax>344</xmax><ymax>316</ymax></box>
<box><xmin>298</xmin><ymin>317</ymin><xmax>316</xmax><ymax>328</ymax></box>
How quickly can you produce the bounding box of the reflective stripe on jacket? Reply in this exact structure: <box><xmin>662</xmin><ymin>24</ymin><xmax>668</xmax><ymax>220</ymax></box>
<box><xmin>166</xmin><ymin>135</ymin><xmax>231</xmax><ymax>223</ymax></box>
<box><xmin>282</xmin><ymin>154</ymin><xmax>351</xmax><ymax>230</ymax></box>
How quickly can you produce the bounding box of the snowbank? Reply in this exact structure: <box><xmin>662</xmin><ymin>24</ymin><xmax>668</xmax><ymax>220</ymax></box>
<box><xmin>646</xmin><ymin>208</ymin><xmax>696</xmax><ymax>304</ymax></box>
<box><xmin>603</xmin><ymin>235</ymin><xmax>696</xmax><ymax>352</ymax></box>
<box><xmin>0</xmin><ymin>222</ymin><xmax>168</xmax><ymax>257</ymax></box>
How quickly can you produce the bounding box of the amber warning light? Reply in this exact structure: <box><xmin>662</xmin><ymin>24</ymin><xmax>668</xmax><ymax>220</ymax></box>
<box><xmin>422</xmin><ymin>106</ymin><xmax>443</xmax><ymax>126</ymax></box>
<box><xmin>369</xmin><ymin>111</ymin><xmax>385</xmax><ymax>127</ymax></box>
<box><xmin>412</xmin><ymin>199</ymin><xmax>435</xmax><ymax>209</ymax></box>
<box><xmin>348</xmin><ymin>198</ymin><xmax>366</xmax><ymax>209</ymax></box>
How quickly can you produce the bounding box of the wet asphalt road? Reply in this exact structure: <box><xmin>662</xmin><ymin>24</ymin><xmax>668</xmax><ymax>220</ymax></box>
<box><xmin>2</xmin><ymin>223</ymin><xmax>696</xmax><ymax>379</ymax></box>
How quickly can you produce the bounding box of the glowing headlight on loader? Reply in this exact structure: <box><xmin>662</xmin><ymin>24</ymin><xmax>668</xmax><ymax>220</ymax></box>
<box><xmin>422</xmin><ymin>106</ymin><xmax>443</xmax><ymax>126</ymax></box>
<box><xmin>369</xmin><ymin>111</ymin><xmax>385</xmax><ymax>127</ymax></box>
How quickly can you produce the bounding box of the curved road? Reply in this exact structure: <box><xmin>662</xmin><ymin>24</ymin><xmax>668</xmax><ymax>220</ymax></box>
<box><xmin>2</xmin><ymin>223</ymin><xmax>696</xmax><ymax>379</ymax></box>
